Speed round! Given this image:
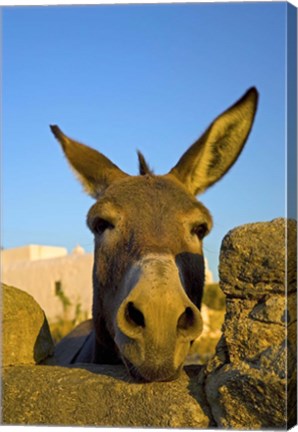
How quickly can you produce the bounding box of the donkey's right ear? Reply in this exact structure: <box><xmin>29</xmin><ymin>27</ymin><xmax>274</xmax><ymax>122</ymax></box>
<box><xmin>50</xmin><ymin>125</ymin><xmax>128</xmax><ymax>198</ymax></box>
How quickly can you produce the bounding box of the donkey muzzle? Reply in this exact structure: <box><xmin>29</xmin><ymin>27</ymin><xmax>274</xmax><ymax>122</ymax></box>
<box><xmin>115</xmin><ymin>254</ymin><xmax>203</xmax><ymax>382</ymax></box>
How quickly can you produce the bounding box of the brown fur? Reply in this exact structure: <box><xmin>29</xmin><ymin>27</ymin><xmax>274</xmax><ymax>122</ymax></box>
<box><xmin>50</xmin><ymin>87</ymin><xmax>258</xmax><ymax>381</ymax></box>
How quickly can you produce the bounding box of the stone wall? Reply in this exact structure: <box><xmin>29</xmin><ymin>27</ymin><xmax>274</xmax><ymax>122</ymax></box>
<box><xmin>204</xmin><ymin>218</ymin><xmax>297</xmax><ymax>428</ymax></box>
<box><xmin>1</xmin><ymin>218</ymin><xmax>296</xmax><ymax>428</ymax></box>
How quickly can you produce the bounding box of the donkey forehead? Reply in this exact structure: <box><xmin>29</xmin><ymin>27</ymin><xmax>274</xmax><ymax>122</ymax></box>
<box><xmin>88</xmin><ymin>175</ymin><xmax>212</xmax><ymax>222</ymax></box>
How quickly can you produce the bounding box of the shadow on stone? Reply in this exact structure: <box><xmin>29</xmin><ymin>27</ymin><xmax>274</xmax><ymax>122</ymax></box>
<box><xmin>67</xmin><ymin>362</ymin><xmax>132</xmax><ymax>383</ymax></box>
<box><xmin>34</xmin><ymin>316</ymin><xmax>55</xmax><ymax>364</ymax></box>
<box><xmin>185</xmin><ymin>365</ymin><xmax>216</xmax><ymax>427</ymax></box>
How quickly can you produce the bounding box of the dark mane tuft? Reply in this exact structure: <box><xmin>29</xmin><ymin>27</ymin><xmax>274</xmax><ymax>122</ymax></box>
<box><xmin>137</xmin><ymin>151</ymin><xmax>154</xmax><ymax>175</ymax></box>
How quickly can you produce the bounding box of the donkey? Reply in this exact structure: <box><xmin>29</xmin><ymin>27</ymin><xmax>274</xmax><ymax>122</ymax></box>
<box><xmin>50</xmin><ymin>87</ymin><xmax>258</xmax><ymax>382</ymax></box>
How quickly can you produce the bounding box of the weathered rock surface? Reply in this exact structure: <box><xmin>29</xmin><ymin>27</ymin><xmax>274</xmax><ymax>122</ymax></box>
<box><xmin>2</xmin><ymin>284</ymin><xmax>54</xmax><ymax>366</ymax></box>
<box><xmin>219</xmin><ymin>218</ymin><xmax>296</xmax><ymax>297</ymax></box>
<box><xmin>205</xmin><ymin>218</ymin><xmax>297</xmax><ymax>429</ymax></box>
<box><xmin>2</xmin><ymin>364</ymin><xmax>210</xmax><ymax>427</ymax></box>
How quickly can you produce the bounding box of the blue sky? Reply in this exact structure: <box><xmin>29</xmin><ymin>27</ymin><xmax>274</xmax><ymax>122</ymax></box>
<box><xmin>2</xmin><ymin>3</ymin><xmax>290</xmax><ymax>280</ymax></box>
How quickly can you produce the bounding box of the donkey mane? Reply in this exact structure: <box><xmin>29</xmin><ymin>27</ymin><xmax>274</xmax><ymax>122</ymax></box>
<box><xmin>137</xmin><ymin>151</ymin><xmax>154</xmax><ymax>176</ymax></box>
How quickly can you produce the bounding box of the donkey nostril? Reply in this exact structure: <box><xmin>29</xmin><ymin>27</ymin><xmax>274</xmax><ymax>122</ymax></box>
<box><xmin>125</xmin><ymin>301</ymin><xmax>145</xmax><ymax>328</ymax></box>
<box><xmin>177</xmin><ymin>307</ymin><xmax>195</xmax><ymax>331</ymax></box>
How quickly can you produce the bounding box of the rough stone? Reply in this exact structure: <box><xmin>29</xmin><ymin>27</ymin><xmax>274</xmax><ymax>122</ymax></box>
<box><xmin>205</xmin><ymin>362</ymin><xmax>287</xmax><ymax>429</ymax></box>
<box><xmin>2</xmin><ymin>364</ymin><xmax>210</xmax><ymax>427</ymax></box>
<box><xmin>205</xmin><ymin>218</ymin><xmax>297</xmax><ymax>429</ymax></box>
<box><xmin>2</xmin><ymin>284</ymin><xmax>54</xmax><ymax>366</ymax></box>
<box><xmin>219</xmin><ymin>218</ymin><xmax>296</xmax><ymax>298</ymax></box>
<box><xmin>249</xmin><ymin>295</ymin><xmax>287</xmax><ymax>324</ymax></box>
<box><xmin>223</xmin><ymin>297</ymin><xmax>286</xmax><ymax>362</ymax></box>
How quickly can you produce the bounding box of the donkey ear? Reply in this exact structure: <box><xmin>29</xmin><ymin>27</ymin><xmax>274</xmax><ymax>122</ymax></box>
<box><xmin>50</xmin><ymin>125</ymin><xmax>128</xmax><ymax>198</ymax></box>
<box><xmin>169</xmin><ymin>87</ymin><xmax>258</xmax><ymax>195</ymax></box>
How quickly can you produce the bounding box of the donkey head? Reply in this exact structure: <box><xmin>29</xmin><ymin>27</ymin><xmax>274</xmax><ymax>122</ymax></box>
<box><xmin>51</xmin><ymin>87</ymin><xmax>258</xmax><ymax>382</ymax></box>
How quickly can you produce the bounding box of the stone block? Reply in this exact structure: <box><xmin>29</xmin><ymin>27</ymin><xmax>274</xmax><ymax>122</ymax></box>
<box><xmin>205</xmin><ymin>362</ymin><xmax>288</xmax><ymax>429</ymax></box>
<box><xmin>223</xmin><ymin>297</ymin><xmax>286</xmax><ymax>362</ymax></box>
<box><xmin>2</xmin><ymin>284</ymin><xmax>54</xmax><ymax>366</ymax></box>
<box><xmin>219</xmin><ymin>218</ymin><xmax>296</xmax><ymax>298</ymax></box>
<box><xmin>2</xmin><ymin>364</ymin><xmax>210</xmax><ymax>427</ymax></box>
<box><xmin>205</xmin><ymin>218</ymin><xmax>297</xmax><ymax>429</ymax></box>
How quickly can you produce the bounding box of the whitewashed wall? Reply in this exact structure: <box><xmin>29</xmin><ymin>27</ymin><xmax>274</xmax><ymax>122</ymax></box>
<box><xmin>2</xmin><ymin>253</ymin><xmax>94</xmax><ymax>323</ymax></box>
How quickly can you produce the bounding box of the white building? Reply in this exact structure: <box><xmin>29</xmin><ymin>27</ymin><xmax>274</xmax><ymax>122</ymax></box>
<box><xmin>1</xmin><ymin>245</ymin><xmax>93</xmax><ymax>323</ymax></box>
<box><xmin>1</xmin><ymin>244</ymin><xmax>213</xmax><ymax>323</ymax></box>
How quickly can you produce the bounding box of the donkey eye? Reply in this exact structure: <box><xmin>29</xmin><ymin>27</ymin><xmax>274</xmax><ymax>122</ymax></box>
<box><xmin>191</xmin><ymin>223</ymin><xmax>208</xmax><ymax>240</ymax></box>
<box><xmin>92</xmin><ymin>218</ymin><xmax>114</xmax><ymax>236</ymax></box>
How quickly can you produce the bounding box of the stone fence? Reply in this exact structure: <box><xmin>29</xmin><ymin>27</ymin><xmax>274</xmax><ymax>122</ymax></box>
<box><xmin>1</xmin><ymin>218</ymin><xmax>297</xmax><ymax>428</ymax></box>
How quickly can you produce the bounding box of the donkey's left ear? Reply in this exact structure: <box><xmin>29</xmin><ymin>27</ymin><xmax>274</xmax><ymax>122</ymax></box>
<box><xmin>169</xmin><ymin>87</ymin><xmax>258</xmax><ymax>195</ymax></box>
